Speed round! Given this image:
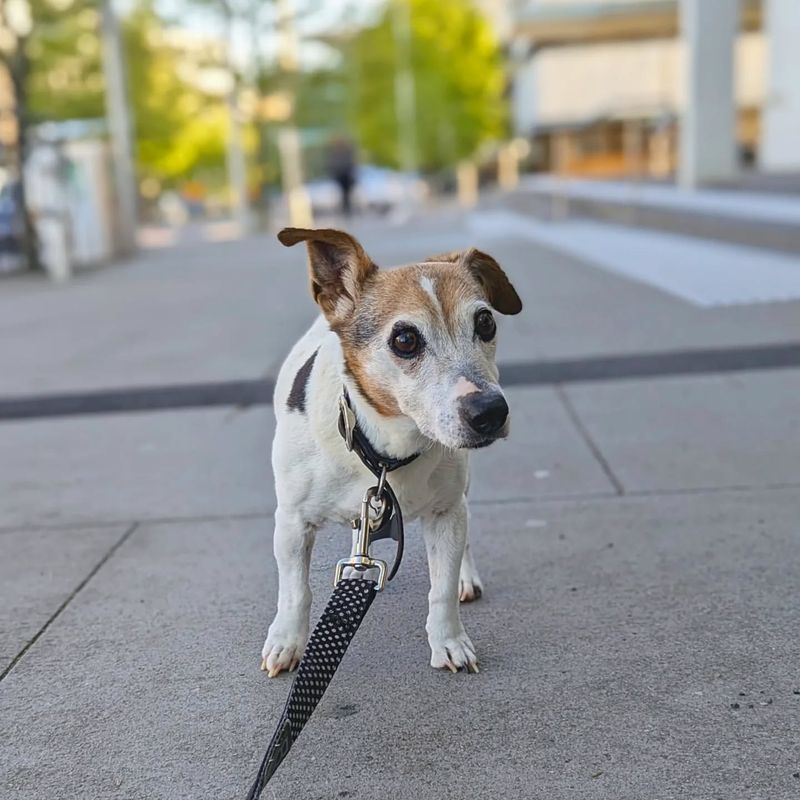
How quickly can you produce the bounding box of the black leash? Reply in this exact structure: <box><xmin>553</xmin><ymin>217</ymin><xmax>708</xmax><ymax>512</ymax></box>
<box><xmin>245</xmin><ymin>578</ymin><xmax>378</xmax><ymax>798</ymax></box>
<box><xmin>245</xmin><ymin>390</ymin><xmax>420</xmax><ymax>797</ymax></box>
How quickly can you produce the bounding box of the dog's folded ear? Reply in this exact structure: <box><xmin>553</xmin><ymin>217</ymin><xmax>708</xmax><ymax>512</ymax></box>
<box><xmin>427</xmin><ymin>249</ymin><xmax>522</xmax><ymax>315</ymax></box>
<box><xmin>278</xmin><ymin>228</ymin><xmax>377</xmax><ymax>321</ymax></box>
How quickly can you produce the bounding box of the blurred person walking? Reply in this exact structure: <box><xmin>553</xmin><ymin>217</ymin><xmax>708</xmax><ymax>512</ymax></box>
<box><xmin>326</xmin><ymin>137</ymin><xmax>357</xmax><ymax>217</ymax></box>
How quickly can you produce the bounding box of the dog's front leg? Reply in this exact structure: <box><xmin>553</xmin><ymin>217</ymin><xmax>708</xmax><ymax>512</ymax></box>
<box><xmin>421</xmin><ymin>497</ymin><xmax>478</xmax><ymax>673</ymax></box>
<box><xmin>261</xmin><ymin>507</ymin><xmax>315</xmax><ymax>677</ymax></box>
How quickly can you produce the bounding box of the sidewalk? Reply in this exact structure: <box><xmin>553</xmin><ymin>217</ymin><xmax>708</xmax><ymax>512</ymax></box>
<box><xmin>1</xmin><ymin>211</ymin><xmax>799</xmax><ymax>799</ymax></box>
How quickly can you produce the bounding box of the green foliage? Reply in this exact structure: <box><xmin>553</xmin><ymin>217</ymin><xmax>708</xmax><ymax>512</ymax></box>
<box><xmin>27</xmin><ymin>1</ymin><xmax>105</xmax><ymax>121</ymax></box>
<box><xmin>350</xmin><ymin>0</ymin><xmax>507</xmax><ymax>171</ymax></box>
<box><xmin>22</xmin><ymin>0</ymin><xmax>506</xmax><ymax>184</ymax></box>
<box><xmin>25</xmin><ymin>0</ymin><xmax>227</xmax><ymax>184</ymax></box>
<box><xmin>123</xmin><ymin>2</ymin><xmax>227</xmax><ymax>182</ymax></box>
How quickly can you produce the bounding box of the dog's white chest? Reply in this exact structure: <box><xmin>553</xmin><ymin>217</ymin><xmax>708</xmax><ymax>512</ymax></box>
<box><xmin>316</xmin><ymin>447</ymin><xmax>468</xmax><ymax>526</ymax></box>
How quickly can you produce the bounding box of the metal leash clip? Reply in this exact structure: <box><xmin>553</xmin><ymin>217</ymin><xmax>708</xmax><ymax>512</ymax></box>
<box><xmin>333</xmin><ymin>477</ymin><xmax>389</xmax><ymax>591</ymax></box>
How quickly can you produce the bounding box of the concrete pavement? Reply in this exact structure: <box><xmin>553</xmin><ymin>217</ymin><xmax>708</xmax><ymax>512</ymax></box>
<box><xmin>4</xmin><ymin>210</ymin><xmax>800</xmax><ymax>396</ymax></box>
<box><xmin>1</xmin><ymin>210</ymin><xmax>799</xmax><ymax>799</ymax></box>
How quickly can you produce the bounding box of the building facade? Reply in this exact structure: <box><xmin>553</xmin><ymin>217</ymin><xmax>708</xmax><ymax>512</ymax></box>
<box><xmin>505</xmin><ymin>0</ymin><xmax>798</xmax><ymax>185</ymax></box>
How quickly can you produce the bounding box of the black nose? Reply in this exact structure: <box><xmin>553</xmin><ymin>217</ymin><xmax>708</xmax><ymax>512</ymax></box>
<box><xmin>460</xmin><ymin>392</ymin><xmax>509</xmax><ymax>437</ymax></box>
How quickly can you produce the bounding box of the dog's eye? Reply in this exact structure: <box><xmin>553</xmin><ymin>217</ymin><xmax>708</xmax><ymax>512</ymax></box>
<box><xmin>391</xmin><ymin>327</ymin><xmax>421</xmax><ymax>358</ymax></box>
<box><xmin>475</xmin><ymin>310</ymin><xmax>496</xmax><ymax>342</ymax></box>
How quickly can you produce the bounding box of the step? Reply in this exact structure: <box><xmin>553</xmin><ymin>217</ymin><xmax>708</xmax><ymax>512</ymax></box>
<box><xmin>468</xmin><ymin>209</ymin><xmax>800</xmax><ymax>307</ymax></box>
<box><xmin>504</xmin><ymin>176</ymin><xmax>800</xmax><ymax>255</ymax></box>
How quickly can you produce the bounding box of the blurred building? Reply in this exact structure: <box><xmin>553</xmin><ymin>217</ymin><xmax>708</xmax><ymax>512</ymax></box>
<box><xmin>502</xmin><ymin>0</ymin><xmax>799</xmax><ymax>186</ymax></box>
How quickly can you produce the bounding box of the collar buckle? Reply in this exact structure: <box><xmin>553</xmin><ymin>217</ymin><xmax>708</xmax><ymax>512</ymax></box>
<box><xmin>338</xmin><ymin>391</ymin><xmax>356</xmax><ymax>452</ymax></box>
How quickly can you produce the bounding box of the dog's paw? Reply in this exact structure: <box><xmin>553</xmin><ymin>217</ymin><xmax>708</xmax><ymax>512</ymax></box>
<box><xmin>260</xmin><ymin>626</ymin><xmax>307</xmax><ymax>678</ymax></box>
<box><xmin>459</xmin><ymin>575</ymin><xmax>483</xmax><ymax>603</ymax></box>
<box><xmin>429</xmin><ymin>630</ymin><xmax>479</xmax><ymax>674</ymax></box>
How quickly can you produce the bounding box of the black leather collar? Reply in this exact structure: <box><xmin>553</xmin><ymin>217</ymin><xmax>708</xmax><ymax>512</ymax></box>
<box><xmin>337</xmin><ymin>388</ymin><xmax>421</xmax><ymax>477</ymax></box>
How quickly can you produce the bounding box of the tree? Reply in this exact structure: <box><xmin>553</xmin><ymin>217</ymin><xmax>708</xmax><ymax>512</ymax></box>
<box><xmin>122</xmin><ymin>2</ymin><xmax>227</xmax><ymax>184</ymax></box>
<box><xmin>351</xmin><ymin>0</ymin><xmax>507</xmax><ymax>171</ymax></box>
<box><xmin>26</xmin><ymin>0</ymin><xmax>104</xmax><ymax>123</ymax></box>
<box><xmin>25</xmin><ymin>0</ymin><xmax>228</xmax><ymax>186</ymax></box>
<box><xmin>0</xmin><ymin>0</ymin><xmax>48</xmax><ymax>270</ymax></box>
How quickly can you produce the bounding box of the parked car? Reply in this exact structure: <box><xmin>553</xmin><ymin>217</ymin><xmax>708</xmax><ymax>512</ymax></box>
<box><xmin>356</xmin><ymin>165</ymin><xmax>427</xmax><ymax>214</ymax></box>
<box><xmin>0</xmin><ymin>180</ymin><xmax>23</xmax><ymax>254</ymax></box>
<box><xmin>0</xmin><ymin>180</ymin><xmax>24</xmax><ymax>272</ymax></box>
<box><xmin>304</xmin><ymin>165</ymin><xmax>428</xmax><ymax>217</ymax></box>
<box><xmin>304</xmin><ymin>177</ymin><xmax>341</xmax><ymax>216</ymax></box>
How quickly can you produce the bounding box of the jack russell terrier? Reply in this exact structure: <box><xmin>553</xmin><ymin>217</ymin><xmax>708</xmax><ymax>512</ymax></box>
<box><xmin>261</xmin><ymin>227</ymin><xmax>522</xmax><ymax>676</ymax></box>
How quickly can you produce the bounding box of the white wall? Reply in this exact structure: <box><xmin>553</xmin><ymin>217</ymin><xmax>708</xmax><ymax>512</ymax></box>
<box><xmin>511</xmin><ymin>32</ymin><xmax>764</xmax><ymax>131</ymax></box>
<box><xmin>527</xmin><ymin>0</ymin><xmax>664</xmax><ymax>5</ymax></box>
<box><xmin>761</xmin><ymin>0</ymin><xmax>800</xmax><ymax>171</ymax></box>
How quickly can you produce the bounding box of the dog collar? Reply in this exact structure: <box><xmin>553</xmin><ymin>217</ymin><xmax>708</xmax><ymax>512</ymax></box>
<box><xmin>337</xmin><ymin>388</ymin><xmax>421</xmax><ymax>475</ymax></box>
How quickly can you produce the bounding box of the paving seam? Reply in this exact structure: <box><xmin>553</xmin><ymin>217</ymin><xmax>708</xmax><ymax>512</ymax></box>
<box><xmin>554</xmin><ymin>385</ymin><xmax>626</xmax><ymax>495</ymax></box>
<box><xmin>470</xmin><ymin>481</ymin><xmax>800</xmax><ymax>506</ymax></box>
<box><xmin>0</xmin><ymin>522</ymin><xmax>140</xmax><ymax>683</ymax></box>
<box><xmin>4</xmin><ymin>482</ymin><xmax>799</xmax><ymax>537</ymax></box>
<box><xmin>0</xmin><ymin>511</ymin><xmax>275</xmax><ymax>536</ymax></box>
<box><xmin>2</xmin><ymin>341</ymin><xmax>800</xmax><ymax>422</ymax></box>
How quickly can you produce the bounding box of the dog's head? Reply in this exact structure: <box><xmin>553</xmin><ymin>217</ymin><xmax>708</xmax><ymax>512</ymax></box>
<box><xmin>278</xmin><ymin>227</ymin><xmax>522</xmax><ymax>449</ymax></box>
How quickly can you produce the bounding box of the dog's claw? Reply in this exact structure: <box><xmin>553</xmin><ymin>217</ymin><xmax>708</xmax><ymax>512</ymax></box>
<box><xmin>259</xmin><ymin>658</ymin><xmax>268</xmax><ymax>672</ymax></box>
<box><xmin>430</xmin><ymin>630</ymin><xmax>479</xmax><ymax>674</ymax></box>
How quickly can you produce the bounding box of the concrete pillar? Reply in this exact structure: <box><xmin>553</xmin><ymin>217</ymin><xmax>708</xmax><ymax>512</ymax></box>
<box><xmin>511</xmin><ymin>51</ymin><xmax>538</xmax><ymax>137</ymax></box>
<box><xmin>497</xmin><ymin>144</ymin><xmax>520</xmax><ymax>190</ymax></box>
<box><xmin>623</xmin><ymin>120</ymin><xmax>645</xmax><ymax>178</ymax></box>
<box><xmin>456</xmin><ymin>161</ymin><xmax>478</xmax><ymax>208</ymax></box>
<box><xmin>648</xmin><ymin>125</ymin><xmax>674</xmax><ymax>179</ymax></box>
<box><xmin>101</xmin><ymin>0</ymin><xmax>138</xmax><ymax>254</ymax></box>
<box><xmin>762</xmin><ymin>0</ymin><xmax>800</xmax><ymax>171</ymax></box>
<box><xmin>552</xmin><ymin>132</ymin><xmax>576</xmax><ymax>175</ymax></box>
<box><xmin>679</xmin><ymin>0</ymin><xmax>739</xmax><ymax>188</ymax></box>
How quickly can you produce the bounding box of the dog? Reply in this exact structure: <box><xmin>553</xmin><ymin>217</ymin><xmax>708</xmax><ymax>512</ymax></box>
<box><xmin>261</xmin><ymin>227</ymin><xmax>522</xmax><ymax>676</ymax></box>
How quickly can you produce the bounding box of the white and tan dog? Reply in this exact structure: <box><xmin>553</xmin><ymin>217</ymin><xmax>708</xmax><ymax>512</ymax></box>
<box><xmin>261</xmin><ymin>227</ymin><xmax>522</xmax><ymax>676</ymax></box>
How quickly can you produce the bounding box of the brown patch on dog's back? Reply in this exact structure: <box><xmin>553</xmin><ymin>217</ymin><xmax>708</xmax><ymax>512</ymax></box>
<box><xmin>287</xmin><ymin>349</ymin><xmax>318</xmax><ymax>413</ymax></box>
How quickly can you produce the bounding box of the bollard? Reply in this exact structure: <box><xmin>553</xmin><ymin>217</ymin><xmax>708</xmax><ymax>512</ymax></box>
<box><xmin>457</xmin><ymin>161</ymin><xmax>479</xmax><ymax>209</ymax></box>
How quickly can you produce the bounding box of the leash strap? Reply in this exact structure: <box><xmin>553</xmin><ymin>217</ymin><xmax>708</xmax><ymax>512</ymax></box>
<box><xmin>246</xmin><ymin>390</ymin><xmax>413</xmax><ymax>795</ymax></box>
<box><xmin>246</xmin><ymin>578</ymin><xmax>379</xmax><ymax>798</ymax></box>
